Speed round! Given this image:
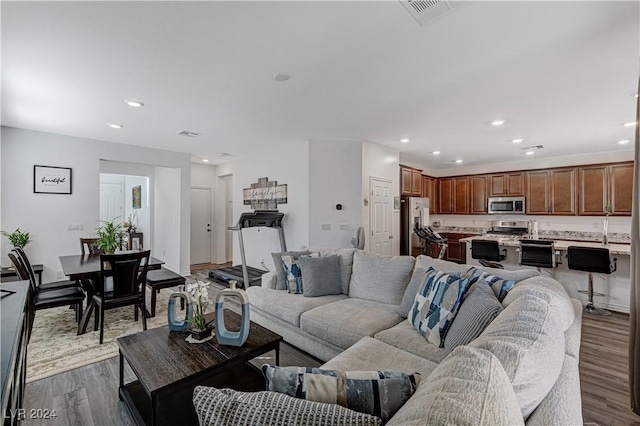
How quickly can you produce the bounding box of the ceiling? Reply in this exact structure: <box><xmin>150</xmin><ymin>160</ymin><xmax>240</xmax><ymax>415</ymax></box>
<box><xmin>2</xmin><ymin>1</ymin><xmax>638</xmax><ymax>169</ymax></box>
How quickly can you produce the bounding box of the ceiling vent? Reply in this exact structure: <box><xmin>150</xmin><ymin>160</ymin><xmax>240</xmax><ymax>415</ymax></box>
<box><xmin>400</xmin><ymin>0</ymin><xmax>469</xmax><ymax>26</ymax></box>
<box><xmin>177</xmin><ymin>130</ymin><xmax>201</xmax><ymax>138</ymax></box>
<box><xmin>521</xmin><ymin>145</ymin><xmax>544</xmax><ymax>152</ymax></box>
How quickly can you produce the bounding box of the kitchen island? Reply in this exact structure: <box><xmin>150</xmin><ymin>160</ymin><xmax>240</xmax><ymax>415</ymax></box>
<box><xmin>460</xmin><ymin>235</ymin><xmax>631</xmax><ymax>313</ymax></box>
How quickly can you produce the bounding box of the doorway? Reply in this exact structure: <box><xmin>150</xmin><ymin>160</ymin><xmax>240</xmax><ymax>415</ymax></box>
<box><xmin>100</xmin><ymin>182</ymin><xmax>124</xmax><ymax>223</ymax></box>
<box><xmin>221</xmin><ymin>175</ymin><xmax>234</xmax><ymax>262</ymax></box>
<box><xmin>190</xmin><ymin>187</ymin><xmax>212</xmax><ymax>265</ymax></box>
<box><xmin>369</xmin><ymin>177</ymin><xmax>393</xmax><ymax>255</ymax></box>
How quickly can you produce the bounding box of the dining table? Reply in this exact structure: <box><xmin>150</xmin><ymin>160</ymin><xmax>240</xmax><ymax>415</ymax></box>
<box><xmin>59</xmin><ymin>252</ymin><xmax>164</xmax><ymax>335</ymax></box>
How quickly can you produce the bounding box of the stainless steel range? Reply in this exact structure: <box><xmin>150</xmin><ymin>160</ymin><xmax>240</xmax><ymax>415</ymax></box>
<box><xmin>488</xmin><ymin>220</ymin><xmax>529</xmax><ymax>236</ymax></box>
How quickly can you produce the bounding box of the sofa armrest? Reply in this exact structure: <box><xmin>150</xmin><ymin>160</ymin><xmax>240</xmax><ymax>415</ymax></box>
<box><xmin>261</xmin><ymin>271</ymin><xmax>277</xmax><ymax>289</ymax></box>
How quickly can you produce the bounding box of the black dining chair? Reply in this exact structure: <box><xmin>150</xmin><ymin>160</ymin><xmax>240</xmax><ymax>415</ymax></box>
<box><xmin>8</xmin><ymin>251</ymin><xmax>85</xmax><ymax>340</ymax></box>
<box><xmin>89</xmin><ymin>250</ymin><xmax>151</xmax><ymax>344</ymax></box>
<box><xmin>14</xmin><ymin>246</ymin><xmax>80</xmax><ymax>292</ymax></box>
<box><xmin>80</xmin><ymin>238</ymin><xmax>104</xmax><ymax>256</ymax></box>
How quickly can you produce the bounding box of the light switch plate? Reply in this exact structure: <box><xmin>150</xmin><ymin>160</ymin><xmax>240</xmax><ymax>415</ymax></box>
<box><xmin>339</xmin><ymin>224</ymin><xmax>350</xmax><ymax>231</ymax></box>
<box><xmin>321</xmin><ymin>224</ymin><xmax>331</xmax><ymax>231</ymax></box>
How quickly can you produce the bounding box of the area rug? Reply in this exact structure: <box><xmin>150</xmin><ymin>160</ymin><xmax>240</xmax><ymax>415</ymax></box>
<box><xmin>27</xmin><ymin>270</ymin><xmax>234</xmax><ymax>383</ymax></box>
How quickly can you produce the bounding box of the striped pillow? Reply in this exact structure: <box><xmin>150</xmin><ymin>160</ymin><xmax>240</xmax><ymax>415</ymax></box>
<box><xmin>444</xmin><ymin>282</ymin><xmax>503</xmax><ymax>354</ymax></box>
<box><xmin>193</xmin><ymin>386</ymin><xmax>382</xmax><ymax>426</ymax></box>
<box><xmin>261</xmin><ymin>365</ymin><xmax>420</xmax><ymax>423</ymax></box>
<box><xmin>466</xmin><ymin>267</ymin><xmax>515</xmax><ymax>302</ymax></box>
<box><xmin>409</xmin><ymin>267</ymin><xmax>470</xmax><ymax>348</ymax></box>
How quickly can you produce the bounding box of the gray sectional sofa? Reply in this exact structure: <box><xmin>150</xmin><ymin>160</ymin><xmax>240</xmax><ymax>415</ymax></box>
<box><xmin>246</xmin><ymin>249</ymin><xmax>583</xmax><ymax>424</ymax></box>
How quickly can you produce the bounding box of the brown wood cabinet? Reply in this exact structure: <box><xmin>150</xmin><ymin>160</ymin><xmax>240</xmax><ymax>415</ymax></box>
<box><xmin>489</xmin><ymin>172</ymin><xmax>524</xmax><ymax>196</ymax></box>
<box><xmin>453</xmin><ymin>177</ymin><xmax>469</xmax><ymax>214</ymax></box>
<box><xmin>422</xmin><ymin>175</ymin><xmax>438</xmax><ymax>214</ymax></box>
<box><xmin>438</xmin><ymin>178</ymin><xmax>454</xmax><ymax>214</ymax></box>
<box><xmin>469</xmin><ymin>176</ymin><xmax>488</xmax><ymax>214</ymax></box>
<box><xmin>577</xmin><ymin>162</ymin><xmax>633</xmax><ymax>216</ymax></box>
<box><xmin>400</xmin><ymin>166</ymin><xmax>423</xmax><ymax>196</ymax></box>
<box><xmin>440</xmin><ymin>233</ymin><xmax>469</xmax><ymax>264</ymax></box>
<box><xmin>526</xmin><ymin>170</ymin><xmax>549</xmax><ymax>214</ymax></box>
<box><xmin>526</xmin><ymin>168</ymin><xmax>576</xmax><ymax>215</ymax></box>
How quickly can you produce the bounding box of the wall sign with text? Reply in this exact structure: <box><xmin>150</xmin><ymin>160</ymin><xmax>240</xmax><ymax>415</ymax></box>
<box><xmin>33</xmin><ymin>165</ymin><xmax>72</xmax><ymax>194</ymax></box>
<box><xmin>243</xmin><ymin>177</ymin><xmax>287</xmax><ymax>210</ymax></box>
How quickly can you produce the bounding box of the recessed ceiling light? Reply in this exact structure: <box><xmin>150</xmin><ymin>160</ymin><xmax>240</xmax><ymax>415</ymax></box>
<box><xmin>525</xmin><ymin>151</ymin><xmax>535</xmax><ymax>155</ymax></box>
<box><xmin>432</xmin><ymin>151</ymin><xmax>441</xmax><ymax>155</ymax></box>
<box><xmin>491</xmin><ymin>120</ymin><xmax>506</xmax><ymax>126</ymax></box>
<box><xmin>634</xmin><ymin>93</ymin><xmax>639</xmax><ymax>99</ymax></box>
<box><xmin>273</xmin><ymin>74</ymin><xmax>290</xmax><ymax>82</ymax></box>
<box><xmin>618</xmin><ymin>139</ymin><xmax>631</xmax><ymax>145</ymax></box>
<box><xmin>219</xmin><ymin>152</ymin><xmax>231</xmax><ymax>157</ymax></box>
<box><xmin>455</xmin><ymin>159</ymin><xmax>463</xmax><ymax>163</ymax></box>
<box><xmin>400</xmin><ymin>138</ymin><xmax>410</xmax><ymax>144</ymax></box>
<box><xmin>511</xmin><ymin>138</ymin><xmax>524</xmax><ymax>144</ymax></box>
<box><xmin>107</xmin><ymin>123</ymin><xmax>123</xmax><ymax>129</ymax></box>
<box><xmin>125</xmin><ymin>100</ymin><xmax>144</xmax><ymax>108</ymax></box>
<box><xmin>623</xmin><ymin>121</ymin><xmax>637</xmax><ymax>127</ymax></box>
<box><xmin>202</xmin><ymin>159</ymin><xmax>209</xmax><ymax>162</ymax></box>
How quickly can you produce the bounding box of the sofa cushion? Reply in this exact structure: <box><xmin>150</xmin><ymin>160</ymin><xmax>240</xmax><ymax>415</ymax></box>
<box><xmin>301</xmin><ymin>298</ymin><xmax>404</xmax><ymax>349</ymax></box>
<box><xmin>246</xmin><ymin>286</ymin><xmax>347</xmax><ymax>327</ymax></box>
<box><xmin>414</xmin><ymin>255</ymin><xmax>473</xmax><ymax>275</ymax></box>
<box><xmin>374</xmin><ymin>321</ymin><xmax>447</xmax><ymax>364</ymax></box>
<box><xmin>271</xmin><ymin>250</ymin><xmax>310</xmax><ymax>290</ymax></box>
<box><xmin>387</xmin><ymin>346</ymin><xmax>524</xmax><ymax>426</ymax></box>
<box><xmin>444</xmin><ymin>282</ymin><xmax>503</xmax><ymax>354</ymax></box>
<box><xmin>467</xmin><ymin>267</ymin><xmax>515</xmax><ymax>301</ymax></box>
<box><xmin>408</xmin><ymin>268</ymin><xmax>469</xmax><ymax>348</ymax></box>
<box><xmin>283</xmin><ymin>252</ymin><xmax>319</xmax><ymax>294</ymax></box>
<box><xmin>398</xmin><ymin>267</ymin><xmax>465</xmax><ymax>319</ymax></box>
<box><xmin>305</xmin><ymin>247</ymin><xmax>358</xmax><ymax>295</ymax></box>
<box><xmin>298</xmin><ymin>255</ymin><xmax>342</xmax><ymax>297</ymax></box>
<box><xmin>469</xmin><ymin>293</ymin><xmax>565</xmax><ymax>419</ymax></box>
<box><xmin>193</xmin><ymin>386</ymin><xmax>382</xmax><ymax>426</ymax></box>
<box><xmin>262</xmin><ymin>365</ymin><xmax>420</xmax><ymax>423</ymax></box>
<box><xmin>473</xmin><ymin>265</ymin><xmax>540</xmax><ymax>282</ymax></box>
<box><xmin>349</xmin><ymin>252</ymin><xmax>415</xmax><ymax>305</ymax></box>
<box><xmin>322</xmin><ymin>337</ymin><xmax>439</xmax><ymax>378</ymax></box>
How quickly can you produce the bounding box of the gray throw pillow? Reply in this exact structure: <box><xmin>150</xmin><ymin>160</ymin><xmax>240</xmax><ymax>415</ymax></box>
<box><xmin>298</xmin><ymin>255</ymin><xmax>342</xmax><ymax>297</ymax></box>
<box><xmin>444</xmin><ymin>283</ymin><xmax>503</xmax><ymax>354</ymax></box>
<box><xmin>271</xmin><ymin>251</ymin><xmax>310</xmax><ymax>290</ymax></box>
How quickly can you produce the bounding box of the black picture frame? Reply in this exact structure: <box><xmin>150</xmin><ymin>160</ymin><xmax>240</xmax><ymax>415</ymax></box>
<box><xmin>33</xmin><ymin>165</ymin><xmax>72</xmax><ymax>194</ymax></box>
<box><xmin>132</xmin><ymin>185</ymin><xmax>142</xmax><ymax>209</ymax></box>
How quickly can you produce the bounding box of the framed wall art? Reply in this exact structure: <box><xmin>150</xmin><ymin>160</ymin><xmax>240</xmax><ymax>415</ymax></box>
<box><xmin>33</xmin><ymin>165</ymin><xmax>72</xmax><ymax>194</ymax></box>
<box><xmin>132</xmin><ymin>185</ymin><xmax>142</xmax><ymax>209</ymax></box>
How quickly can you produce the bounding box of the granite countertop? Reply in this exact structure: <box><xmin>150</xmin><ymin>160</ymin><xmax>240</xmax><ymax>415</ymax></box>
<box><xmin>458</xmin><ymin>235</ymin><xmax>631</xmax><ymax>256</ymax></box>
<box><xmin>433</xmin><ymin>226</ymin><xmax>631</xmax><ymax>245</ymax></box>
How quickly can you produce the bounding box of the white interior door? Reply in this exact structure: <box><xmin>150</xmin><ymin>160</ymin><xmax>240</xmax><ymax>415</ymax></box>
<box><xmin>370</xmin><ymin>177</ymin><xmax>393</xmax><ymax>255</ymax></box>
<box><xmin>100</xmin><ymin>183</ymin><xmax>124</xmax><ymax>223</ymax></box>
<box><xmin>190</xmin><ymin>188</ymin><xmax>212</xmax><ymax>265</ymax></box>
<box><xmin>223</xmin><ymin>175</ymin><xmax>234</xmax><ymax>262</ymax></box>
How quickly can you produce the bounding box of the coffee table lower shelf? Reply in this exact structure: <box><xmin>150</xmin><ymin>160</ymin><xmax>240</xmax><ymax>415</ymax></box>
<box><xmin>119</xmin><ymin>362</ymin><xmax>267</xmax><ymax>426</ymax></box>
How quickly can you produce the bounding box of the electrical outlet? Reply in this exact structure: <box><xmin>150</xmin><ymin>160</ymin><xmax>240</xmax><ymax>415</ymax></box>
<box><xmin>321</xmin><ymin>224</ymin><xmax>331</xmax><ymax>231</ymax></box>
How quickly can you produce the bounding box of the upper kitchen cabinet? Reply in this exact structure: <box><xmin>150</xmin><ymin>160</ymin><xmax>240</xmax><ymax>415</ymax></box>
<box><xmin>489</xmin><ymin>172</ymin><xmax>524</xmax><ymax>196</ymax></box>
<box><xmin>453</xmin><ymin>177</ymin><xmax>469</xmax><ymax>214</ymax></box>
<box><xmin>438</xmin><ymin>177</ymin><xmax>454</xmax><ymax>214</ymax></box>
<box><xmin>400</xmin><ymin>165</ymin><xmax>422</xmax><ymax>196</ymax></box>
<box><xmin>578</xmin><ymin>162</ymin><xmax>633</xmax><ymax>216</ymax></box>
<box><xmin>526</xmin><ymin>168</ymin><xmax>577</xmax><ymax>215</ymax></box>
<box><xmin>469</xmin><ymin>175</ymin><xmax>488</xmax><ymax>214</ymax></box>
<box><xmin>422</xmin><ymin>175</ymin><xmax>438</xmax><ymax>214</ymax></box>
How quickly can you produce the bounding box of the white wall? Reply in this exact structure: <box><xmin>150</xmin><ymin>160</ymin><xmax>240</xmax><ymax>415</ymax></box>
<box><xmin>213</xmin><ymin>142</ymin><xmax>310</xmax><ymax>271</ymax></box>
<box><xmin>153</xmin><ymin>166</ymin><xmax>182</xmax><ymax>273</ymax></box>
<box><xmin>0</xmin><ymin>127</ymin><xmax>191</xmax><ymax>281</ymax></box>
<box><xmin>362</xmin><ymin>141</ymin><xmax>400</xmax><ymax>255</ymax></box>
<box><xmin>308</xmin><ymin>140</ymin><xmax>362</xmax><ymax>248</ymax></box>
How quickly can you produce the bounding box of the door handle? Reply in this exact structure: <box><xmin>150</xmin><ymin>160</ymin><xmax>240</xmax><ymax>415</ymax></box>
<box><xmin>207</xmin><ymin>229</ymin><xmax>211</xmax><ymax>232</ymax></box>
<box><xmin>389</xmin><ymin>235</ymin><xmax>393</xmax><ymax>239</ymax></box>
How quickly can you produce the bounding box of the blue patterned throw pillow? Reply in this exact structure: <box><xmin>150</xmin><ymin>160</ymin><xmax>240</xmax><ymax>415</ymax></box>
<box><xmin>261</xmin><ymin>365</ymin><xmax>420</xmax><ymax>423</ymax></box>
<box><xmin>466</xmin><ymin>267</ymin><xmax>516</xmax><ymax>302</ymax></box>
<box><xmin>282</xmin><ymin>253</ymin><xmax>319</xmax><ymax>294</ymax></box>
<box><xmin>409</xmin><ymin>267</ymin><xmax>470</xmax><ymax>348</ymax></box>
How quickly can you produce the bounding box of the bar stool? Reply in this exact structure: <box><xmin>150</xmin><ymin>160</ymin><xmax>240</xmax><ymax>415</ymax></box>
<box><xmin>518</xmin><ymin>240</ymin><xmax>557</xmax><ymax>270</ymax></box>
<box><xmin>471</xmin><ymin>240</ymin><xmax>506</xmax><ymax>269</ymax></box>
<box><xmin>567</xmin><ymin>246</ymin><xmax>617</xmax><ymax>316</ymax></box>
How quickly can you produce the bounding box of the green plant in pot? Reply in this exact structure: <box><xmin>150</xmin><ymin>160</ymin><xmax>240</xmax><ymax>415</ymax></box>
<box><xmin>1</xmin><ymin>228</ymin><xmax>32</xmax><ymax>248</ymax></box>
<box><xmin>95</xmin><ymin>218</ymin><xmax>126</xmax><ymax>254</ymax></box>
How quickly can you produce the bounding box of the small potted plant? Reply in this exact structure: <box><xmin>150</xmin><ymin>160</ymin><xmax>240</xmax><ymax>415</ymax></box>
<box><xmin>95</xmin><ymin>218</ymin><xmax>126</xmax><ymax>254</ymax></box>
<box><xmin>1</xmin><ymin>228</ymin><xmax>31</xmax><ymax>248</ymax></box>
<box><xmin>185</xmin><ymin>280</ymin><xmax>214</xmax><ymax>340</ymax></box>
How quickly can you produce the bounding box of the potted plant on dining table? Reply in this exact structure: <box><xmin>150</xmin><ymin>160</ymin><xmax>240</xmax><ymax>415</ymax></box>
<box><xmin>95</xmin><ymin>218</ymin><xmax>126</xmax><ymax>254</ymax></box>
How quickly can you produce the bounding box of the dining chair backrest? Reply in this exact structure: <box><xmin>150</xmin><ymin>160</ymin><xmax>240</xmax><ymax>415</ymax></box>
<box><xmin>8</xmin><ymin>251</ymin><xmax>35</xmax><ymax>293</ymax></box>
<box><xmin>13</xmin><ymin>247</ymin><xmax>39</xmax><ymax>290</ymax></box>
<box><xmin>80</xmin><ymin>238</ymin><xmax>103</xmax><ymax>256</ymax></box>
<box><xmin>100</xmin><ymin>250</ymin><xmax>151</xmax><ymax>299</ymax></box>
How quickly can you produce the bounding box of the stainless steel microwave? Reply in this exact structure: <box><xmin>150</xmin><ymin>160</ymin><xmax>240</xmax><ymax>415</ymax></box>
<box><xmin>488</xmin><ymin>197</ymin><xmax>526</xmax><ymax>214</ymax></box>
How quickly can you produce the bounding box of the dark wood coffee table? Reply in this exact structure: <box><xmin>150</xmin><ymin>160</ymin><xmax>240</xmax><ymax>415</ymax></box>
<box><xmin>117</xmin><ymin>310</ymin><xmax>282</xmax><ymax>426</ymax></box>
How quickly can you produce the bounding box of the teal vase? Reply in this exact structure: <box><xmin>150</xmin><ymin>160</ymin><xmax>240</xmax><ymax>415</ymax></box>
<box><xmin>215</xmin><ymin>281</ymin><xmax>250</xmax><ymax>346</ymax></box>
<box><xmin>168</xmin><ymin>289</ymin><xmax>193</xmax><ymax>332</ymax></box>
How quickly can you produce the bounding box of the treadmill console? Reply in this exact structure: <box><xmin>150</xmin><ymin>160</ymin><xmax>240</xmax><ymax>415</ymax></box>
<box><xmin>239</xmin><ymin>210</ymin><xmax>284</xmax><ymax>228</ymax></box>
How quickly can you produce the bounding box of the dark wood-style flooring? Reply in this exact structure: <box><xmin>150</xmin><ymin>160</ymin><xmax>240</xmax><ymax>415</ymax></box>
<box><xmin>21</xmin><ymin>275</ymin><xmax>640</xmax><ymax>425</ymax></box>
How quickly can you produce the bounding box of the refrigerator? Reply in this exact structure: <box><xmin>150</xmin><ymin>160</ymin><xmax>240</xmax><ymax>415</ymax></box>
<box><xmin>400</xmin><ymin>196</ymin><xmax>430</xmax><ymax>256</ymax></box>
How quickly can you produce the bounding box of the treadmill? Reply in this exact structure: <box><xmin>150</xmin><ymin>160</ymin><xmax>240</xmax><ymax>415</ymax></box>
<box><xmin>209</xmin><ymin>210</ymin><xmax>286</xmax><ymax>288</ymax></box>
